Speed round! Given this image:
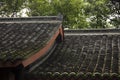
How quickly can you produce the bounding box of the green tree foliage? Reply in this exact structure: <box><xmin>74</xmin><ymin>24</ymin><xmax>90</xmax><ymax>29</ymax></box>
<box><xmin>28</xmin><ymin>0</ymin><xmax>115</xmax><ymax>29</ymax></box>
<box><xmin>0</xmin><ymin>0</ymin><xmax>25</xmax><ymax>17</ymax></box>
<box><xmin>109</xmin><ymin>0</ymin><xmax>120</xmax><ymax>14</ymax></box>
<box><xmin>108</xmin><ymin>0</ymin><xmax>120</xmax><ymax>28</ymax></box>
<box><xmin>28</xmin><ymin>0</ymin><xmax>90</xmax><ymax>29</ymax></box>
<box><xmin>27</xmin><ymin>0</ymin><xmax>53</xmax><ymax>16</ymax></box>
<box><xmin>84</xmin><ymin>0</ymin><xmax>111</xmax><ymax>28</ymax></box>
<box><xmin>0</xmin><ymin>0</ymin><xmax>119</xmax><ymax>29</ymax></box>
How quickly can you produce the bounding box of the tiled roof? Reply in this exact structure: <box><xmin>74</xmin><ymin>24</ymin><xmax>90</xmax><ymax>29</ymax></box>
<box><xmin>25</xmin><ymin>29</ymin><xmax>120</xmax><ymax>79</ymax></box>
<box><xmin>0</xmin><ymin>17</ymin><xmax>62</xmax><ymax>65</ymax></box>
<box><xmin>1</xmin><ymin>16</ymin><xmax>120</xmax><ymax>80</ymax></box>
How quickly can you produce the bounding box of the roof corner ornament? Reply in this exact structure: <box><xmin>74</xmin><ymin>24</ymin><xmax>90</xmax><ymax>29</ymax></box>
<box><xmin>57</xmin><ymin>13</ymin><xmax>63</xmax><ymax>21</ymax></box>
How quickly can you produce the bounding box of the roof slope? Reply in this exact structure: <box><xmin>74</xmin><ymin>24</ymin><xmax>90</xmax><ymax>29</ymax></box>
<box><xmin>0</xmin><ymin>17</ymin><xmax>62</xmax><ymax>67</ymax></box>
<box><xmin>25</xmin><ymin>29</ymin><xmax>120</xmax><ymax>79</ymax></box>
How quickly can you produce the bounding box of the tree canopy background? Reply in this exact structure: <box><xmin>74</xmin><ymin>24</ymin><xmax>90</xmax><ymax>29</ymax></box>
<box><xmin>0</xmin><ymin>0</ymin><xmax>119</xmax><ymax>29</ymax></box>
<box><xmin>0</xmin><ymin>0</ymin><xmax>25</xmax><ymax>17</ymax></box>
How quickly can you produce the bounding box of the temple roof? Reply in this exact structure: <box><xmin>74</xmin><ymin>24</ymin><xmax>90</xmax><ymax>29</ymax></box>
<box><xmin>0</xmin><ymin>16</ymin><xmax>120</xmax><ymax>80</ymax></box>
<box><xmin>25</xmin><ymin>29</ymin><xmax>120</xmax><ymax>79</ymax></box>
<box><xmin>0</xmin><ymin>16</ymin><xmax>63</xmax><ymax>67</ymax></box>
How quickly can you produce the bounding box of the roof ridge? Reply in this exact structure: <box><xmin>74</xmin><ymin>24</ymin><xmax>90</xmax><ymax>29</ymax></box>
<box><xmin>0</xmin><ymin>16</ymin><xmax>63</xmax><ymax>22</ymax></box>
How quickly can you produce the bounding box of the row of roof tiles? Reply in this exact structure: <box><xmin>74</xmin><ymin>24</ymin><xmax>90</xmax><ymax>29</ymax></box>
<box><xmin>25</xmin><ymin>72</ymin><xmax>119</xmax><ymax>80</ymax></box>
